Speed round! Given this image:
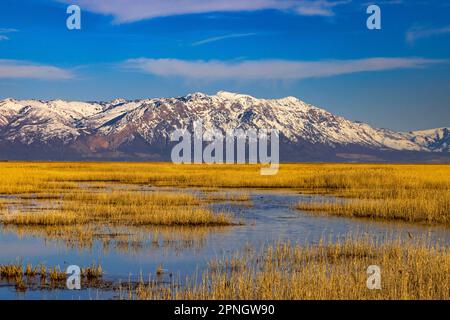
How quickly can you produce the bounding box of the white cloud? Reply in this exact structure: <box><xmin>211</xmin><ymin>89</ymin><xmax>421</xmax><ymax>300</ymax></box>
<box><xmin>124</xmin><ymin>57</ymin><xmax>442</xmax><ymax>80</ymax></box>
<box><xmin>0</xmin><ymin>60</ymin><xmax>74</xmax><ymax>80</ymax></box>
<box><xmin>0</xmin><ymin>35</ymin><xmax>9</xmax><ymax>41</ymax></box>
<box><xmin>57</xmin><ymin>0</ymin><xmax>350</xmax><ymax>23</ymax></box>
<box><xmin>295</xmin><ymin>0</ymin><xmax>351</xmax><ymax>16</ymax></box>
<box><xmin>406</xmin><ymin>26</ymin><xmax>450</xmax><ymax>43</ymax></box>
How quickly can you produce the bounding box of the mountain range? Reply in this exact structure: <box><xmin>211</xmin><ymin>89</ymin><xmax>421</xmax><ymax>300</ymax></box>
<box><xmin>0</xmin><ymin>91</ymin><xmax>449</xmax><ymax>162</ymax></box>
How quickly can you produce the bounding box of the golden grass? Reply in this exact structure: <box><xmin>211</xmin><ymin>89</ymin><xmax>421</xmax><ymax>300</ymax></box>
<box><xmin>0</xmin><ymin>262</ymin><xmax>104</xmax><ymax>292</ymax></box>
<box><xmin>0</xmin><ymin>262</ymin><xmax>102</xmax><ymax>281</ymax></box>
<box><xmin>297</xmin><ymin>195</ymin><xmax>450</xmax><ymax>225</ymax></box>
<box><xmin>134</xmin><ymin>238</ymin><xmax>450</xmax><ymax>300</ymax></box>
<box><xmin>0</xmin><ymin>162</ymin><xmax>447</xmax><ymax>299</ymax></box>
<box><xmin>0</xmin><ymin>162</ymin><xmax>449</xmax><ymax>225</ymax></box>
<box><xmin>293</xmin><ymin>166</ymin><xmax>450</xmax><ymax>225</ymax></box>
<box><xmin>0</xmin><ymin>162</ymin><xmax>448</xmax><ymax>191</ymax></box>
<box><xmin>0</xmin><ymin>190</ymin><xmax>234</xmax><ymax>227</ymax></box>
<box><xmin>1</xmin><ymin>207</ymin><xmax>231</xmax><ymax>227</ymax></box>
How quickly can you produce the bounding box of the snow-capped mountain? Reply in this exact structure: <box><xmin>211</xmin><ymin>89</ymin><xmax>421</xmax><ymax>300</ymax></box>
<box><xmin>0</xmin><ymin>92</ymin><xmax>448</xmax><ymax>162</ymax></box>
<box><xmin>406</xmin><ymin>128</ymin><xmax>450</xmax><ymax>152</ymax></box>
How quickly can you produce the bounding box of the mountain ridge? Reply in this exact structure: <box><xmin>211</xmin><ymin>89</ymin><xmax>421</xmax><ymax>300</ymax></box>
<box><xmin>0</xmin><ymin>92</ymin><xmax>448</xmax><ymax>162</ymax></box>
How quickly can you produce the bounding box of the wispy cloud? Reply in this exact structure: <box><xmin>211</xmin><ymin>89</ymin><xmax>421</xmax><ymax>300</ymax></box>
<box><xmin>0</xmin><ymin>28</ymin><xmax>18</xmax><ymax>41</ymax></box>
<box><xmin>362</xmin><ymin>0</ymin><xmax>403</xmax><ymax>6</ymax></box>
<box><xmin>57</xmin><ymin>0</ymin><xmax>351</xmax><ymax>23</ymax></box>
<box><xmin>0</xmin><ymin>60</ymin><xmax>74</xmax><ymax>80</ymax></box>
<box><xmin>406</xmin><ymin>25</ymin><xmax>450</xmax><ymax>43</ymax></box>
<box><xmin>192</xmin><ymin>33</ymin><xmax>257</xmax><ymax>46</ymax></box>
<box><xmin>295</xmin><ymin>0</ymin><xmax>351</xmax><ymax>16</ymax></box>
<box><xmin>0</xmin><ymin>28</ymin><xmax>18</xmax><ymax>33</ymax></box>
<box><xmin>124</xmin><ymin>57</ymin><xmax>442</xmax><ymax>80</ymax></box>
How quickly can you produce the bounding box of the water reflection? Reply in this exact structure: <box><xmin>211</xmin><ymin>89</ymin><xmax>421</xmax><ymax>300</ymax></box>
<box><xmin>0</xmin><ymin>188</ymin><xmax>448</xmax><ymax>299</ymax></box>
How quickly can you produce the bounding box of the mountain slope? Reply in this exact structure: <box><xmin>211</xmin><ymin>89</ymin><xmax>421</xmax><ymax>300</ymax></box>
<box><xmin>0</xmin><ymin>92</ymin><xmax>448</xmax><ymax>162</ymax></box>
<box><xmin>407</xmin><ymin>128</ymin><xmax>450</xmax><ymax>152</ymax></box>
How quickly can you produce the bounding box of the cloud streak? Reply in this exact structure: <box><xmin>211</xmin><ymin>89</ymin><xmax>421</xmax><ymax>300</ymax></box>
<box><xmin>58</xmin><ymin>0</ymin><xmax>350</xmax><ymax>23</ymax></box>
<box><xmin>192</xmin><ymin>33</ymin><xmax>257</xmax><ymax>46</ymax></box>
<box><xmin>0</xmin><ymin>60</ymin><xmax>74</xmax><ymax>80</ymax></box>
<box><xmin>124</xmin><ymin>57</ymin><xmax>442</xmax><ymax>80</ymax></box>
<box><xmin>295</xmin><ymin>0</ymin><xmax>350</xmax><ymax>16</ymax></box>
<box><xmin>406</xmin><ymin>26</ymin><xmax>450</xmax><ymax>43</ymax></box>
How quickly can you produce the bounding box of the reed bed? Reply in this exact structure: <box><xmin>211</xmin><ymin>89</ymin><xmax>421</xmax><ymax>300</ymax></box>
<box><xmin>0</xmin><ymin>162</ymin><xmax>448</xmax><ymax>299</ymax></box>
<box><xmin>0</xmin><ymin>190</ymin><xmax>234</xmax><ymax>227</ymax></box>
<box><xmin>0</xmin><ymin>162</ymin><xmax>399</xmax><ymax>191</ymax></box>
<box><xmin>297</xmin><ymin>194</ymin><xmax>450</xmax><ymax>225</ymax></box>
<box><xmin>0</xmin><ymin>162</ymin><xmax>449</xmax><ymax>225</ymax></box>
<box><xmin>0</xmin><ymin>262</ymin><xmax>102</xmax><ymax>281</ymax></box>
<box><xmin>0</xmin><ymin>262</ymin><xmax>103</xmax><ymax>292</ymax></box>
<box><xmin>1</xmin><ymin>162</ymin><xmax>448</xmax><ymax>192</ymax></box>
<box><xmin>134</xmin><ymin>238</ymin><xmax>450</xmax><ymax>300</ymax></box>
<box><xmin>1</xmin><ymin>207</ymin><xmax>232</xmax><ymax>227</ymax></box>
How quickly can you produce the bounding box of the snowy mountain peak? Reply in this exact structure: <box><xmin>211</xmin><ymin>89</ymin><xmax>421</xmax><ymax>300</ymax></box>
<box><xmin>408</xmin><ymin>127</ymin><xmax>450</xmax><ymax>152</ymax></box>
<box><xmin>185</xmin><ymin>92</ymin><xmax>209</xmax><ymax>100</ymax></box>
<box><xmin>109</xmin><ymin>98</ymin><xmax>128</xmax><ymax>105</ymax></box>
<box><xmin>216</xmin><ymin>91</ymin><xmax>256</xmax><ymax>100</ymax></box>
<box><xmin>0</xmin><ymin>92</ymin><xmax>448</xmax><ymax>161</ymax></box>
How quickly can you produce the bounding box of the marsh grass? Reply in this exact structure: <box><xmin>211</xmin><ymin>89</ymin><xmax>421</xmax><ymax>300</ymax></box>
<box><xmin>0</xmin><ymin>162</ymin><xmax>449</xmax><ymax>226</ymax></box>
<box><xmin>1</xmin><ymin>207</ymin><xmax>232</xmax><ymax>227</ymax></box>
<box><xmin>1</xmin><ymin>263</ymin><xmax>106</xmax><ymax>293</ymax></box>
<box><xmin>0</xmin><ymin>162</ymin><xmax>448</xmax><ymax>298</ymax></box>
<box><xmin>1</xmin><ymin>163</ymin><xmax>448</xmax><ymax>192</ymax></box>
<box><xmin>0</xmin><ymin>263</ymin><xmax>103</xmax><ymax>282</ymax></box>
<box><xmin>296</xmin><ymin>175</ymin><xmax>450</xmax><ymax>226</ymax></box>
<box><xmin>134</xmin><ymin>237</ymin><xmax>449</xmax><ymax>300</ymax></box>
<box><xmin>0</xmin><ymin>190</ymin><xmax>234</xmax><ymax>227</ymax></box>
<box><xmin>297</xmin><ymin>195</ymin><xmax>450</xmax><ymax>225</ymax></box>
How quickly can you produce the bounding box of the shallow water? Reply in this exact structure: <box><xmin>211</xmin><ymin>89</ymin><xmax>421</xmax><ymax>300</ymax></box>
<box><xmin>0</xmin><ymin>189</ymin><xmax>448</xmax><ymax>300</ymax></box>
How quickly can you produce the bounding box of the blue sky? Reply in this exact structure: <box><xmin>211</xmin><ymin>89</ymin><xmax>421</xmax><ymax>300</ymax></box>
<box><xmin>0</xmin><ymin>0</ymin><xmax>449</xmax><ymax>131</ymax></box>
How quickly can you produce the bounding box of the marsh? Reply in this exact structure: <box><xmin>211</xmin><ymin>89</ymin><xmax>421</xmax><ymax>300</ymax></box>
<box><xmin>0</xmin><ymin>163</ymin><xmax>448</xmax><ymax>299</ymax></box>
